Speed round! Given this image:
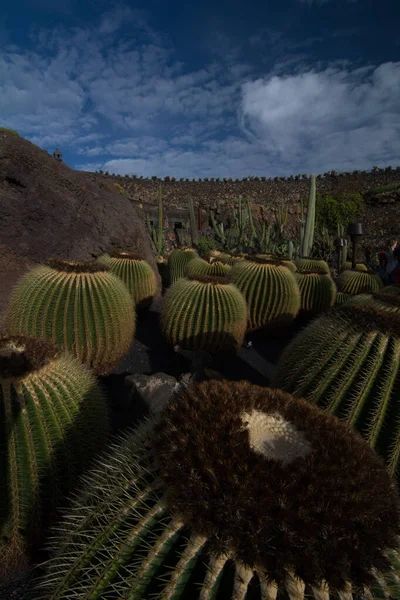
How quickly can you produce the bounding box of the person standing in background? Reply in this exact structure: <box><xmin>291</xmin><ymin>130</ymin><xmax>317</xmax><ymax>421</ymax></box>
<box><xmin>386</xmin><ymin>239</ymin><xmax>399</xmax><ymax>284</ymax></box>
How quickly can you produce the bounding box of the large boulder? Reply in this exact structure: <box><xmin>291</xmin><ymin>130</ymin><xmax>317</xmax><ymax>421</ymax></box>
<box><xmin>0</xmin><ymin>131</ymin><xmax>160</xmax><ymax>327</ymax></box>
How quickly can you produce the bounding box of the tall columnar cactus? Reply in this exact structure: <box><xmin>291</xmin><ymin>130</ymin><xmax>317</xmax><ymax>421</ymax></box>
<box><xmin>0</xmin><ymin>334</ymin><xmax>109</xmax><ymax>578</ymax></box>
<box><xmin>187</xmin><ymin>196</ymin><xmax>199</xmax><ymax>247</ymax></box>
<box><xmin>160</xmin><ymin>273</ymin><xmax>247</xmax><ymax>352</ymax></box>
<box><xmin>184</xmin><ymin>256</ymin><xmax>231</xmax><ymax>278</ymax></box>
<box><xmin>336</xmin><ymin>269</ymin><xmax>383</xmax><ymax>295</ymax></box>
<box><xmin>295</xmin><ymin>258</ymin><xmax>330</xmax><ymax>274</ymax></box>
<box><xmin>4</xmin><ymin>259</ymin><xmax>136</xmax><ymax>375</ymax></box>
<box><xmin>273</xmin><ymin>302</ymin><xmax>400</xmax><ymax>485</ymax></box>
<box><xmin>35</xmin><ymin>380</ymin><xmax>400</xmax><ymax>600</ymax></box>
<box><xmin>299</xmin><ymin>174</ymin><xmax>316</xmax><ymax>258</ymax></box>
<box><xmin>295</xmin><ymin>271</ymin><xmax>337</xmax><ymax>315</ymax></box>
<box><xmin>167</xmin><ymin>247</ymin><xmax>198</xmax><ymax>284</ymax></box>
<box><xmin>97</xmin><ymin>250</ymin><xmax>158</xmax><ymax>309</ymax></box>
<box><xmin>287</xmin><ymin>240</ymin><xmax>294</xmax><ymax>260</ymax></box>
<box><xmin>229</xmin><ymin>256</ymin><xmax>301</xmax><ymax>331</ymax></box>
<box><xmin>145</xmin><ymin>183</ymin><xmax>165</xmax><ymax>256</ymax></box>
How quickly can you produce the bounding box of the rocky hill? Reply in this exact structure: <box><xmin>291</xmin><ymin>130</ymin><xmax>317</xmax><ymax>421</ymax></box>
<box><xmin>0</xmin><ymin>130</ymin><xmax>160</xmax><ymax>327</ymax></box>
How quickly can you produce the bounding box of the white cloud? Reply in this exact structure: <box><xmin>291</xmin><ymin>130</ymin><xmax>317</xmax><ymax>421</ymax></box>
<box><xmin>239</xmin><ymin>63</ymin><xmax>400</xmax><ymax>173</ymax></box>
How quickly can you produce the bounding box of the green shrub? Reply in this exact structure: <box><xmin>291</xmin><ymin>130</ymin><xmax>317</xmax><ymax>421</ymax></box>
<box><xmin>315</xmin><ymin>192</ymin><xmax>364</xmax><ymax>232</ymax></box>
<box><xmin>0</xmin><ymin>127</ymin><xmax>19</xmax><ymax>136</ymax></box>
<box><xmin>196</xmin><ymin>234</ymin><xmax>217</xmax><ymax>257</ymax></box>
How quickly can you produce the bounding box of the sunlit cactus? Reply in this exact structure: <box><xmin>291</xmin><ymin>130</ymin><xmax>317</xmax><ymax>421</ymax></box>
<box><xmin>0</xmin><ymin>334</ymin><xmax>109</xmax><ymax>578</ymax></box>
<box><xmin>336</xmin><ymin>269</ymin><xmax>383</xmax><ymax>295</ymax></box>
<box><xmin>294</xmin><ymin>258</ymin><xmax>330</xmax><ymax>274</ymax></box>
<box><xmin>160</xmin><ymin>273</ymin><xmax>247</xmax><ymax>352</ymax></box>
<box><xmin>167</xmin><ymin>248</ymin><xmax>198</xmax><ymax>284</ymax></box>
<box><xmin>229</xmin><ymin>256</ymin><xmax>301</xmax><ymax>330</ymax></box>
<box><xmin>273</xmin><ymin>302</ymin><xmax>400</xmax><ymax>485</ymax></box>
<box><xmin>184</xmin><ymin>256</ymin><xmax>231</xmax><ymax>278</ymax></box>
<box><xmin>97</xmin><ymin>250</ymin><xmax>158</xmax><ymax>309</ymax></box>
<box><xmin>341</xmin><ymin>261</ymin><xmax>368</xmax><ymax>272</ymax></box>
<box><xmin>34</xmin><ymin>380</ymin><xmax>400</xmax><ymax>600</ymax></box>
<box><xmin>295</xmin><ymin>271</ymin><xmax>337</xmax><ymax>315</ymax></box>
<box><xmin>4</xmin><ymin>258</ymin><xmax>136</xmax><ymax>375</ymax></box>
<box><xmin>335</xmin><ymin>292</ymin><xmax>352</xmax><ymax>306</ymax></box>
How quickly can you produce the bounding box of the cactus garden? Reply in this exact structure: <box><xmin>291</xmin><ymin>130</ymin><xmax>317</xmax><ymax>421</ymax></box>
<box><xmin>3</xmin><ymin>170</ymin><xmax>400</xmax><ymax>600</ymax></box>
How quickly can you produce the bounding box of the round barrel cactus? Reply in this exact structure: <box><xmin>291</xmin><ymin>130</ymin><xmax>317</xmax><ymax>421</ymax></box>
<box><xmin>214</xmin><ymin>252</ymin><xmax>246</xmax><ymax>266</ymax></box>
<box><xmin>35</xmin><ymin>380</ymin><xmax>400</xmax><ymax>600</ymax></box>
<box><xmin>335</xmin><ymin>292</ymin><xmax>352</xmax><ymax>306</ymax></box>
<box><xmin>382</xmin><ymin>284</ymin><xmax>400</xmax><ymax>295</ymax></box>
<box><xmin>344</xmin><ymin>291</ymin><xmax>400</xmax><ymax>315</ymax></box>
<box><xmin>341</xmin><ymin>261</ymin><xmax>368</xmax><ymax>272</ymax></box>
<box><xmin>229</xmin><ymin>256</ymin><xmax>301</xmax><ymax>331</ymax></box>
<box><xmin>168</xmin><ymin>248</ymin><xmax>198</xmax><ymax>284</ymax></box>
<box><xmin>295</xmin><ymin>271</ymin><xmax>337</xmax><ymax>315</ymax></box>
<box><xmin>184</xmin><ymin>256</ymin><xmax>231</xmax><ymax>278</ymax></box>
<box><xmin>294</xmin><ymin>258</ymin><xmax>330</xmax><ymax>274</ymax></box>
<box><xmin>160</xmin><ymin>273</ymin><xmax>247</xmax><ymax>352</ymax></box>
<box><xmin>273</xmin><ymin>302</ymin><xmax>400</xmax><ymax>485</ymax></box>
<box><xmin>4</xmin><ymin>258</ymin><xmax>136</xmax><ymax>375</ymax></box>
<box><xmin>97</xmin><ymin>250</ymin><xmax>158</xmax><ymax>309</ymax></box>
<box><xmin>255</xmin><ymin>254</ymin><xmax>297</xmax><ymax>273</ymax></box>
<box><xmin>0</xmin><ymin>334</ymin><xmax>109</xmax><ymax>578</ymax></box>
<box><xmin>336</xmin><ymin>269</ymin><xmax>383</xmax><ymax>295</ymax></box>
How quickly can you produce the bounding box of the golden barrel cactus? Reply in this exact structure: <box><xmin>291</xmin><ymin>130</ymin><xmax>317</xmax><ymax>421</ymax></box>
<box><xmin>97</xmin><ymin>250</ymin><xmax>158</xmax><ymax>309</ymax></box>
<box><xmin>295</xmin><ymin>271</ymin><xmax>337</xmax><ymax>315</ymax></box>
<box><xmin>35</xmin><ymin>380</ymin><xmax>400</xmax><ymax>600</ymax></box>
<box><xmin>184</xmin><ymin>256</ymin><xmax>231</xmax><ymax>278</ymax></box>
<box><xmin>336</xmin><ymin>269</ymin><xmax>383</xmax><ymax>295</ymax></box>
<box><xmin>341</xmin><ymin>261</ymin><xmax>368</xmax><ymax>272</ymax></box>
<box><xmin>229</xmin><ymin>256</ymin><xmax>301</xmax><ymax>331</ymax></box>
<box><xmin>295</xmin><ymin>258</ymin><xmax>330</xmax><ymax>274</ymax></box>
<box><xmin>167</xmin><ymin>247</ymin><xmax>198</xmax><ymax>284</ymax></box>
<box><xmin>160</xmin><ymin>273</ymin><xmax>247</xmax><ymax>353</ymax></box>
<box><xmin>4</xmin><ymin>258</ymin><xmax>136</xmax><ymax>375</ymax></box>
<box><xmin>273</xmin><ymin>302</ymin><xmax>400</xmax><ymax>485</ymax></box>
<box><xmin>0</xmin><ymin>334</ymin><xmax>108</xmax><ymax>578</ymax></box>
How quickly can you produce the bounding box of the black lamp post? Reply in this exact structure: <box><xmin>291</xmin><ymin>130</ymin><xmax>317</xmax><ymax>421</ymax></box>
<box><xmin>334</xmin><ymin>237</ymin><xmax>344</xmax><ymax>273</ymax></box>
<box><xmin>347</xmin><ymin>223</ymin><xmax>364</xmax><ymax>269</ymax></box>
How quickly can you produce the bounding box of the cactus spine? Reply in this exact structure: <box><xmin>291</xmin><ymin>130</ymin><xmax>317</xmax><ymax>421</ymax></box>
<box><xmin>97</xmin><ymin>250</ymin><xmax>157</xmax><ymax>309</ymax></box>
<box><xmin>295</xmin><ymin>271</ymin><xmax>337</xmax><ymax>315</ymax></box>
<box><xmin>336</xmin><ymin>269</ymin><xmax>383</xmax><ymax>295</ymax></box>
<box><xmin>300</xmin><ymin>174</ymin><xmax>316</xmax><ymax>258</ymax></box>
<box><xmin>35</xmin><ymin>380</ymin><xmax>400</xmax><ymax>600</ymax></box>
<box><xmin>341</xmin><ymin>261</ymin><xmax>368</xmax><ymax>272</ymax></box>
<box><xmin>184</xmin><ymin>257</ymin><xmax>231</xmax><ymax>278</ymax></box>
<box><xmin>4</xmin><ymin>259</ymin><xmax>136</xmax><ymax>375</ymax></box>
<box><xmin>167</xmin><ymin>248</ymin><xmax>198</xmax><ymax>284</ymax></box>
<box><xmin>229</xmin><ymin>256</ymin><xmax>301</xmax><ymax>331</ymax></box>
<box><xmin>295</xmin><ymin>258</ymin><xmax>330</xmax><ymax>274</ymax></box>
<box><xmin>161</xmin><ymin>274</ymin><xmax>247</xmax><ymax>352</ymax></box>
<box><xmin>0</xmin><ymin>335</ymin><xmax>108</xmax><ymax>577</ymax></box>
<box><xmin>273</xmin><ymin>302</ymin><xmax>400</xmax><ymax>485</ymax></box>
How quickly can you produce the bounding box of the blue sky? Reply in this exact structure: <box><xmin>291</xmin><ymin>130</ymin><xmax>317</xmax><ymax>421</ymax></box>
<box><xmin>1</xmin><ymin>0</ymin><xmax>399</xmax><ymax>179</ymax></box>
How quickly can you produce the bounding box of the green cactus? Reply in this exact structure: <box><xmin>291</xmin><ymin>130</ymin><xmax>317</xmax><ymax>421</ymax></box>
<box><xmin>212</xmin><ymin>252</ymin><xmax>246</xmax><ymax>266</ymax></box>
<box><xmin>336</xmin><ymin>269</ymin><xmax>383</xmax><ymax>295</ymax></box>
<box><xmin>4</xmin><ymin>259</ymin><xmax>136</xmax><ymax>376</ymax></box>
<box><xmin>382</xmin><ymin>284</ymin><xmax>400</xmax><ymax>295</ymax></box>
<box><xmin>167</xmin><ymin>248</ymin><xmax>198</xmax><ymax>284</ymax></box>
<box><xmin>295</xmin><ymin>271</ymin><xmax>337</xmax><ymax>315</ymax></box>
<box><xmin>184</xmin><ymin>256</ymin><xmax>231</xmax><ymax>278</ymax></box>
<box><xmin>295</xmin><ymin>258</ymin><xmax>330</xmax><ymax>274</ymax></box>
<box><xmin>34</xmin><ymin>380</ymin><xmax>400</xmax><ymax>600</ymax></box>
<box><xmin>97</xmin><ymin>250</ymin><xmax>157</xmax><ymax>310</ymax></box>
<box><xmin>273</xmin><ymin>302</ymin><xmax>400</xmax><ymax>485</ymax></box>
<box><xmin>0</xmin><ymin>334</ymin><xmax>109</xmax><ymax>578</ymax></box>
<box><xmin>228</xmin><ymin>256</ymin><xmax>301</xmax><ymax>331</ymax></box>
<box><xmin>343</xmin><ymin>292</ymin><xmax>400</xmax><ymax>316</ymax></box>
<box><xmin>287</xmin><ymin>240</ymin><xmax>294</xmax><ymax>260</ymax></box>
<box><xmin>210</xmin><ymin>211</ymin><xmax>226</xmax><ymax>246</ymax></box>
<box><xmin>300</xmin><ymin>174</ymin><xmax>316</xmax><ymax>258</ymax></box>
<box><xmin>160</xmin><ymin>273</ymin><xmax>247</xmax><ymax>352</ymax></box>
<box><xmin>156</xmin><ymin>255</ymin><xmax>170</xmax><ymax>287</ymax></box>
<box><xmin>341</xmin><ymin>261</ymin><xmax>367</xmax><ymax>272</ymax></box>
<box><xmin>335</xmin><ymin>292</ymin><xmax>352</xmax><ymax>306</ymax></box>
<box><xmin>145</xmin><ymin>184</ymin><xmax>165</xmax><ymax>256</ymax></box>
<box><xmin>256</xmin><ymin>254</ymin><xmax>297</xmax><ymax>273</ymax></box>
